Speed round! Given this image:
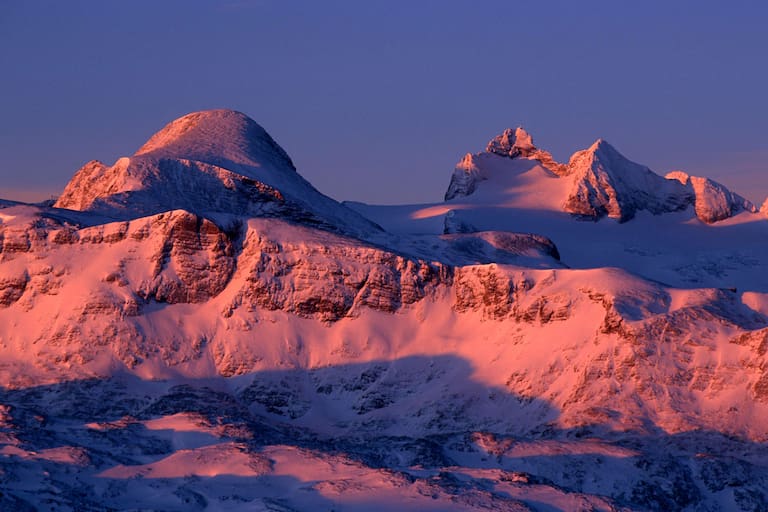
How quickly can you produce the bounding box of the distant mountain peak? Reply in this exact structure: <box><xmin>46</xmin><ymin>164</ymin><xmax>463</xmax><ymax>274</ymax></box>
<box><xmin>564</xmin><ymin>141</ymin><xmax>693</xmax><ymax>221</ymax></box>
<box><xmin>576</xmin><ymin>139</ymin><xmax>626</xmax><ymax>163</ymax></box>
<box><xmin>486</xmin><ymin>127</ymin><xmax>536</xmax><ymax>158</ymax></box>
<box><xmin>445</xmin><ymin>126</ymin><xmax>574</xmax><ymax>200</ymax></box>
<box><xmin>588</xmin><ymin>138</ymin><xmax>610</xmax><ymax>151</ymax></box>
<box><xmin>135</xmin><ymin>109</ymin><xmax>295</xmax><ymax>174</ymax></box>
<box><xmin>568</xmin><ymin>138</ymin><xmax>629</xmax><ymax>171</ymax></box>
<box><xmin>53</xmin><ymin>109</ymin><xmax>381</xmax><ymax>237</ymax></box>
<box><xmin>664</xmin><ymin>170</ymin><xmax>757</xmax><ymax>223</ymax></box>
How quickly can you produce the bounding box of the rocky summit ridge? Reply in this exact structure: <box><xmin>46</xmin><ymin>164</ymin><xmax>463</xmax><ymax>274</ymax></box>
<box><xmin>446</xmin><ymin>127</ymin><xmax>757</xmax><ymax>223</ymax></box>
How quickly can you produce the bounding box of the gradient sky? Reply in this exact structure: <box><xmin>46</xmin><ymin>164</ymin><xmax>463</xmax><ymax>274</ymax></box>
<box><xmin>1</xmin><ymin>0</ymin><xmax>767</xmax><ymax>205</ymax></box>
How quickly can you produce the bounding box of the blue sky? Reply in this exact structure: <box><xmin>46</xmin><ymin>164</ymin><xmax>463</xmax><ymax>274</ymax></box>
<box><xmin>1</xmin><ymin>0</ymin><xmax>766</xmax><ymax>204</ymax></box>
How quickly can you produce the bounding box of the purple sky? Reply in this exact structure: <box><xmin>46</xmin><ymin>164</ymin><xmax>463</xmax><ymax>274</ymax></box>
<box><xmin>1</xmin><ymin>1</ymin><xmax>766</xmax><ymax>205</ymax></box>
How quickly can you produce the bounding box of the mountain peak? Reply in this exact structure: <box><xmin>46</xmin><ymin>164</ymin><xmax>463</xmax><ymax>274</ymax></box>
<box><xmin>570</xmin><ymin>138</ymin><xmax>641</xmax><ymax>173</ymax></box>
<box><xmin>564</xmin><ymin>140</ymin><xmax>693</xmax><ymax>221</ymax></box>
<box><xmin>445</xmin><ymin>126</ymin><xmax>570</xmax><ymax>200</ymax></box>
<box><xmin>135</xmin><ymin>109</ymin><xmax>295</xmax><ymax>173</ymax></box>
<box><xmin>53</xmin><ymin>109</ymin><xmax>381</xmax><ymax>236</ymax></box>
<box><xmin>486</xmin><ymin>126</ymin><xmax>567</xmax><ymax>176</ymax></box>
<box><xmin>585</xmin><ymin>138</ymin><xmax>616</xmax><ymax>155</ymax></box>
<box><xmin>486</xmin><ymin>126</ymin><xmax>536</xmax><ymax>158</ymax></box>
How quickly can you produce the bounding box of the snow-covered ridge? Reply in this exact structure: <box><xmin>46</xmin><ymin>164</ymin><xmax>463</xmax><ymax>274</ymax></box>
<box><xmin>666</xmin><ymin>170</ymin><xmax>757</xmax><ymax>223</ymax></box>
<box><xmin>55</xmin><ymin>110</ymin><xmax>381</xmax><ymax>238</ymax></box>
<box><xmin>564</xmin><ymin>139</ymin><xmax>693</xmax><ymax>221</ymax></box>
<box><xmin>1</xmin><ymin>112</ymin><xmax>768</xmax><ymax>510</ymax></box>
<box><xmin>445</xmin><ymin>127</ymin><xmax>564</xmax><ymax>201</ymax></box>
<box><xmin>446</xmin><ymin>127</ymin><xmax>755</xmax><ymax>224</ymax></box>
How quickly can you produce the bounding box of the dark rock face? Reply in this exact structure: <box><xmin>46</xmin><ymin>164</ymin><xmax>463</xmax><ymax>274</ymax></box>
<box><xmin>131</xmin><ymin>211</ymin><xmax>235</xmax><ymax>304</ymax></box>
<box><xmin>227</xmin><ymin>223</ymin><xmax>448</xmax><ymax>322</ymax></box>
<box><xmin>452</xmin><ymin>266</ymin><xmax>572</xmax><ymax>322</ymax></box>
<box><xmin>441</xmin><ymin>230</ymin><xmax>561</xmax><ymax>262</ymax></box>
<box><xmin>0</xmin><ymin>273</ymin><xmax>27</xmax><ymax>307</ymax></box>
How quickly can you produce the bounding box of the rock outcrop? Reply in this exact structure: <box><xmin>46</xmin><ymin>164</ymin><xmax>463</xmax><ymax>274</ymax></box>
<box><xmin>666</xmin><ymin>171</ymin><xmax>757</xmax><ymax>223</ymax></box>
<box><xmin>445</xmin><ymin>127</ymin><xmax>565</xmax><ymax>201</ymax></box>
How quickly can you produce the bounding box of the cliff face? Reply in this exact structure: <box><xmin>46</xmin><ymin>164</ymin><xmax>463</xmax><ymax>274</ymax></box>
<box><xmin>666</xmin><ymin>171</ymin><xmax>757</xmax><ymax>223</ymax></box>
<box><xmin>0</xmin><ymin>207</ymin><xmax>449</xmax><ymax>377</ymax></box>
<box><xmin>3</xmin><ymin>199</ymin><xmax>768</xmax><ymax>510</ymax></box>
<box><xmin>2</xmin><ymin>202</ymin><xmax>768</xmax><ymax>443</ymax></box>
<box><xmin>2</xmin><ymin>111</ymin><xmax>768</xmax><ymax>511</ymax></box>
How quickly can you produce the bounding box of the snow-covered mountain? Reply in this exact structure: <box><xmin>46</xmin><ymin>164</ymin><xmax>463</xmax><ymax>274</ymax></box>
<box><xmin>665</xmin><ymin>170</ymin><xmax>757</xmax><ymax>223</ymax></box>
<box><xmin>353</xmin><ymin>129</ymin><xmax>768</xmax><ymax>293</ymax></box>
<box><xmin>55</xmin><ymin>110</ymin><xmax>382</xmax><ymax>238</ymax></box>
<box><xmin>445</xmin><ymin>127</ymin><xmax>755</xmax><ymax>224</ymax></box>
<box><xmin>2</xmin><ymin>112</ymin><xmax>768</xmax><ymax>511</ymax></box>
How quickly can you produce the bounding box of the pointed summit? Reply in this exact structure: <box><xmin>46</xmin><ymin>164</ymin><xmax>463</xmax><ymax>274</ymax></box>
<box><xmin>485</xmin><ymin>127</ymin><xmax>566</xmax><ymax>176</ymax></box>
<box><xmin>564</xmin><ymin>139</ymin><xmax>693</xmax><ymax>221</ymax></box>
<box><xmin>587</xmin><ymin>138</ymin><xmax>609</xmax><ymax>152</ymax></box>
<box><xmin>445</xmin><ymin>126</ymin><xmax>568</xmax><ymax>200</ymax></box>
<box><xmin>578</xmin><ymin>138</ymin><xmax>626</xmax><ymax>163</ymax></box>
<box><xmin>486</xmin><ymin>127</ymin><xmax>536</xmax><ymax>158</ymax></box>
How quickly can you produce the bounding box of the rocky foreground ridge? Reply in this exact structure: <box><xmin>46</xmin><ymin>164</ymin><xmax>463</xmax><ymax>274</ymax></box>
<box><xmin>1</xmin><ymin>110</ymin><xmax>768</xmax><ymax>510</ymax></box>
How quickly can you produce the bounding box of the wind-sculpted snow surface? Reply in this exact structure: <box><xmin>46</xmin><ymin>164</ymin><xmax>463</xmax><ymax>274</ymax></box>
<box><xmin>2</xmin><ymin>110</ymin><xmax>768</xmax><ymax>510</ymax></box>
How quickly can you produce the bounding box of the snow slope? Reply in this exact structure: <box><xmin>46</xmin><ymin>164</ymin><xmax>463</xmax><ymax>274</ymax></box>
<box><xmin>1</xmin><ymin>113</ymin><xmax>768</xmax><ymax>511</ymax></box>
<box><xmin>55</xmin><ymin>110</ymin><xmax>382</xmax><ymax>238</ymax></box>
<box><xmin>444</xmin><ymin>127</ymin><xmax>754</xmax><ymax>224</ymax></box>
<box><xmin>351</xmin><ymin>129</ymin><xmax>768</xmax><ymax>293</ymax></box>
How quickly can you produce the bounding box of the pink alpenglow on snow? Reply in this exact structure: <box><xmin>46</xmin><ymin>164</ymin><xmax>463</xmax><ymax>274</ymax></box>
<box><xmin>0</xmin><ymin>110</ymin><xmax>767</xmax><ymax>511</ymax></box>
